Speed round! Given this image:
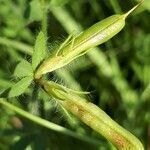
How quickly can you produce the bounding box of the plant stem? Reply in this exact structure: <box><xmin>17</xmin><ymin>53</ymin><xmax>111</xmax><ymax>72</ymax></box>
<box><xmin>29</xmin><ymin>84</ymin><xmax>39</xmax><ymax>115</ymax></box>
<box><xmin>0</xmin><ymin>37</ymin><xmax>32</xmax><ymax>55</ymax></box>
<box><xmin>0</xmin><ymin>98</ymin><xmax>100</xmax><ymax>145</ymax></box>
<box><xmin>40</xmin><ymin>0</ymin><xmax>48</xmax><ymax>37</ymax></box>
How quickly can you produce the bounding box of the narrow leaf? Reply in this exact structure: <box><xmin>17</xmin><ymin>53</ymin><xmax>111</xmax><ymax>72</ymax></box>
<box><xmin>14</xmin><ymin>60</ymin><xmax>33</xmax><ymax>78</ymax></box>
<box><xmin>9</xmin><ymin>76</ymin><xmax>33</xmax><ymax>97</ymax></box>
<box><xmin>32</xmin><ymin>31</ymin><xmax>46</xmax><ymax>71</ymax></box>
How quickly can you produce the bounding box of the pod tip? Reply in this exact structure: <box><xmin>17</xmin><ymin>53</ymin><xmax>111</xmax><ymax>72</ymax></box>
<box><xmin>124</xmin><ymin>0</ymin><xmax>144</xmax><ymax>18</ymax></box>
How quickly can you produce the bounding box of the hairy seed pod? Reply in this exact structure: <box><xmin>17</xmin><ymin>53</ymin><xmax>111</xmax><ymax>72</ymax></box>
<box><xmin>34</xmin><ymin>2</ymin><xmax>142</xmax><ymax>79</ymax></box>
<box><xmin>40</xmin><ymin>79</ymin><xmax>144</xmax><ymax>150</ymax></box>
<box><xmin>61</xmin><ymin>98</ymin><xmax>144</xmax><ymax>150</ymax></box>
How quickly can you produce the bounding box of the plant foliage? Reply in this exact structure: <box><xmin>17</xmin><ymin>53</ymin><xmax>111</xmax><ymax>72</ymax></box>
<box><xmin>0</xmin><ymin>0</ymin><xmax>149</xmax><ymax>149</ymax></box>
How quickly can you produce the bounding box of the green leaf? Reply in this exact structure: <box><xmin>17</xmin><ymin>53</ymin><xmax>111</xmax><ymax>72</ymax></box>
<box><xmin>14</xmin><ymin>60</ymin><xmax>33</xmax><ymax>78</ymax></box>
<box><xmin>32</xmin><ymin>31</ymin><xmax>47</xmax><ymax>71</ymax></box>
<box><xmin>29</xmin><ymin>0</ymin><xmax>42</xmax><ymax>22</ymax></box>
<box><xmin>9</xmin><ymin>76</ymin><xmax>33</xmax><ymax>97</ymax></box>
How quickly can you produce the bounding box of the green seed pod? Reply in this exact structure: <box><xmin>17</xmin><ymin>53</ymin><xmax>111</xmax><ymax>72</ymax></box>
<box><xmin>35</xmin><ymin>2</ymin><xmax>142</xmax><ymax>79</ymax></box>
<box><xmin>40</xmin><ymin>79</ymin><xmax>144</xmax><ymax>150</ymax></box>
<box><xmin>62</xmin><ymin>98</ymin><xmax>144</xmax><ymax>150</ymax></box>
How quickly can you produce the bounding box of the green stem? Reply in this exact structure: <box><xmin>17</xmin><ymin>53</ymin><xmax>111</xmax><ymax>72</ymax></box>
<box><xmin>0</xmin><ymin>98</ymin><xmax>100</xmax><ymax>145</ymax></box>
<box><xmin>40</xmin><ymin>0</ymin><xmax>48</xmax><ymax>37</ymax></box>
<box><xmin>28</xmin><ymin>84</ymin><xmax>39</xmax><ymax>115</ymax></box>
<box><xmin>0</xmin><ymin>37</ymin><xmax>32</xmax><ymax>55</ymax></box>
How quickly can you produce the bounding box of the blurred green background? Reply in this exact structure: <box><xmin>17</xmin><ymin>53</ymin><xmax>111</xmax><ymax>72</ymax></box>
<box><xmin>0</xmin><ymin>0</ymin><xmax>150</xmax><ymax>149</ymax></box>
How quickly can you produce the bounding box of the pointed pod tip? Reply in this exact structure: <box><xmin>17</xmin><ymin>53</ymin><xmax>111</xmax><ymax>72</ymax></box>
<box><xmin>123</xmin><ymin>0</ymin><xmax>144</xmax><ymax>18</ymax></box>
